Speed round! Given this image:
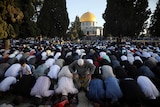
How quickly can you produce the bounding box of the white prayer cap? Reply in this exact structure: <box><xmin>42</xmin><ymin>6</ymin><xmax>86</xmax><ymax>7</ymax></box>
<box><xmin>77</xmin><ymin>59</ymin><xmax>84</xmax><ymax>66</ymax></box>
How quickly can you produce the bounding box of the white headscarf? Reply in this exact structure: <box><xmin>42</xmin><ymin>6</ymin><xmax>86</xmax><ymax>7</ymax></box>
<box><xmin>41</xmin><ymin>51</ymin><xmax>47</xmax><ymax>60</ymax></box>
<box><xmin>54</xmin><ymin>52</ymin><xmax>61</xmax><ymax>60</ymax></box>
<box><xmin>142</xmin><ymin>51</ymin><xmax>151</xmax><ymax>58</ymax></box>
<box><xmin>121</xmin><ymin>55</ymin><xmax>127</xmax><ymax>61</ymax></box>
<box><xmin>137</xmin><ymin>76</ymin><xmax>160</xmax><ymax>99</ymax></box>
<box><xmin>127</xmin><ymin>53</ymin><xmax>134</xmax><ymax>65</ymax></box>
<box><xmin>101</xmin><ymin>65</ymin><xmax>115</xmax><ymax>80</ymax></box>
<box><xmin>44</xmin><ymin>58</ymin><xmax>55</xmax><ymax>67</ymax></box>
<box><xmin>134</xmin><ymin>56</ymin><xmax>143</xmax><ymax>63</ymax></box>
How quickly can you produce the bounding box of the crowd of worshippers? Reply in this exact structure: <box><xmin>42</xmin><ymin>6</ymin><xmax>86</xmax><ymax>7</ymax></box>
<box><xmin>0</xmin><ymin>41</ymin><xmax>160</xmax><ymax>107</ymax></box>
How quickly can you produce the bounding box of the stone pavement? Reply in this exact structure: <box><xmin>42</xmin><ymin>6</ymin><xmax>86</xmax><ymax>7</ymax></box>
<box><xmin>0</xmin><ymin>91</ymin><xmax>93</xmax><ymax>107</ymax></box>
<box><xmin>77</xmin><ymin>91</ymin><xmax>93</xmax><ymax>107</ymax></box>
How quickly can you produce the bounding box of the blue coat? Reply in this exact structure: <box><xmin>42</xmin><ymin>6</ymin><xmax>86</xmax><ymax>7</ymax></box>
<box><xmin>86</xmin><ymin>78</ymin><xmax>105</xmax><ymax>104</ymax></box>
<box><xmin>104</xmin><ymin>77</ymin><xmax>123</xmax><ymax>102</ymax></box>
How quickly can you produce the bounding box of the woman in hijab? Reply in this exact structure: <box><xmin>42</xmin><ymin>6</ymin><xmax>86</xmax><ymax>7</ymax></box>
<box><xmin>101</xmin><ymin>65</ymin><xmax>123</xmax><ymax>104</ymax></box>
<box><xmin>86</xmin><ymin>74</ymin><xmax>105</xmax><ymax>106</ymax></box>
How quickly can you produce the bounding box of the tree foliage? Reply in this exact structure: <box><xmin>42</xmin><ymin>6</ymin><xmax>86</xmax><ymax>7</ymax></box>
<box><xmin>149</xmin><ymin>0</ymin><xmax>160</xmax><ymax>37</ymax></box>
<box><xmin>67</xmin><ymin>16</ymin><xmax>84</xmax><ymax>40</ymax></box>
<box><xmin>103</xmin><ymin>0</ymin><xmax>151</xmax><ymax>38</ymax></box>
<box><xmin>0</xmin><ymin>0</ymin><xmax>24</xmax><ymax>39</ymax></box>
<box><xmin>37</xmin><ymin>0</ymin><xmax>69</xmax><ymax>38</ymax></box>
<box><xmin>16</xmin><ymin>0</ymin><xmax>40</xmax><ymax>38</ymax></box>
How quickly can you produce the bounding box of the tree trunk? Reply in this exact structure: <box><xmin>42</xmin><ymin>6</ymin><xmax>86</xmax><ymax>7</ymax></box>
<box><xmin>116</xmin><ymin>37</ymin><xmax>122</xmax><ymax>43</ymax></box>
<box><xmin>4</xmin><ymin>39</ymin><xmax>10</xmax><ymax>50</ymax></box>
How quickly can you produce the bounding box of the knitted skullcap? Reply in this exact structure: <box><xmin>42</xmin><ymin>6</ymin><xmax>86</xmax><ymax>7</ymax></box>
<box><xmin>77</xmin><ymin>59</ymin><xmax>84</xmax><ymax>66</ymax></box>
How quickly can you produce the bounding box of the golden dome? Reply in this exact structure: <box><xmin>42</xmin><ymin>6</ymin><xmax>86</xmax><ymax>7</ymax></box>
<box><xmin>80</xmin><ymin>12</ymin><xmax>96</xmax><ymax>22</ymax></box>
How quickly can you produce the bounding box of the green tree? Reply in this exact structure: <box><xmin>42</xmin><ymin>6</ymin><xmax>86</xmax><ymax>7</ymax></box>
<box><xmin>149</xmin><ymin>0</ymin><xmax>160</xmax><ymax>37</ymax></box>
<box><xmin>16</xmin><ymin>0</ymin><xmax>40</xmax><ymax>38</ymax></box>
<box><xmin>67</xmin><ymin>16</ymin><xmax>84</xmax><ymax>40</ymax></box>
<box><xmin>103</xmin><ymin>0</ymin><xmax>150</xmax><ymax>39</ymax></box>
<box><xmin>0</xmin><ymin>0</ymin><xmax>24</xmax><ymax>49</ymax></box>
<box><xmin>37</xmin><ymin>0</ymin><xmax>69</xmax><ymax>38</ymax></box>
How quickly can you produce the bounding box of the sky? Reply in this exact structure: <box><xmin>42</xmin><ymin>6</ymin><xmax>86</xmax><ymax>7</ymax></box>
<box><xmin>66</xmin><ymin>0</ymin><xmax>159</xmax><ymax>27</ymax></box>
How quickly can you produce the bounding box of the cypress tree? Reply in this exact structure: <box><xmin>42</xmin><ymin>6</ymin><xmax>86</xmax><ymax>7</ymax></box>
<box><xmin>37</xmin><ymin>0</ymin><xmax>69</xmax><ymax>38</ymax></box>
<box><xmin>16</xmin><ymin>0</ymin><xmax>40</xmax><ymax>38</ymax></box>
<box><xmin>103</xmin><ymin>0</ymin><xmax>150</xmax><ymax>39</ymax></box>
<box><xmin>149</xmin><ymin>0</ymin><xmax>160</xmax><ymax>37</ymax></box>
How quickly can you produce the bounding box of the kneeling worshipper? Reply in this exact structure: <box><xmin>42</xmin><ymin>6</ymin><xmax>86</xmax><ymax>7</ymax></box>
<box><xmin>101</xmin><ymin>65</ymin><xmax>123</xmax><ymax>103</ymax></box>
<box><xmin>4</xmin><ymin>63</ymin><xmax>21</xmax><ymax>78</ymax></box>
<box><xmin>137</xmin><ymin>76</ymin><xmax>160</xmax><ymax>99</ymax></box>
<box><xmin>0</xmin><ymin>76</ymin><xmax>16</xmax><ymax>92</ymax></box>
<box><xmin>30</xmin><ymin>75</ymin><xmax>54</xmax><ymax>98</ymax></box>
<box><xmin>33</xmin><ymin>58</ymin><xmax>55</xmax><ymax>78</ymax></box>
<box><xmin>47</xmin><ymin>58</ymin><xmax>64</xmax><ymax>80</ymax></box>
<box><xmin>86</xmin><ymin>75</ymin><xmax>105</xmax><ymax>106</ymax></box>
<box><xmin>55</xmin><ymin>65</ymin><xmax>78</xmax><ymax>100</ymax></box>
<box><xmin>119</xmin><ymin>77</ymin><xmax>146</xmax><ymax>107</ymax></box>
